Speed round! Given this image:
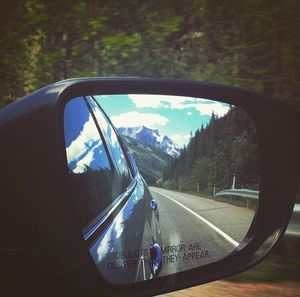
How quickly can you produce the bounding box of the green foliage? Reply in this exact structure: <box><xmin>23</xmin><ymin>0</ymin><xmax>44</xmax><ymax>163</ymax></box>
<box><xmin>0</xmin><ymin>2</ymin><xmax>299</xmax><ymax>196</ymax></box>
<box><xmin>163</xmin><ymin>107</ymin><xmax>260</xmax><ymax>194</ymax></box>
<box><xmin>1</xmin><ymin>1</ymin><xmax>299</xmax><ymax>108</ymax></box>
<box><xmin>190</xmin><ymin>158</ymin><xmax>211</xmax><ymax>191</ymax></box>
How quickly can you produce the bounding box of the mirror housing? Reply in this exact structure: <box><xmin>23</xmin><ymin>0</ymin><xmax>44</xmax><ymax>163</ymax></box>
<box><xmin>0</xmin><ymin>78</ymin><xmax>299</xmax><ymax>297</ymax></box>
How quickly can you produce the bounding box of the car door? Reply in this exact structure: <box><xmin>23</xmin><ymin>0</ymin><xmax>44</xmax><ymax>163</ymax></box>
<box><xmin>63</xmin><ymin>96</ymin><xmax>162</xmax><ymax>285</ymax></box>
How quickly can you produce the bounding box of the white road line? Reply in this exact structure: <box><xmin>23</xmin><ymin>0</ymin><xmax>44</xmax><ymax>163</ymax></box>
<box><xmin>151</xmin><ymin>189</ymin><xmax>239</xmax><ymax>247</ymax></box>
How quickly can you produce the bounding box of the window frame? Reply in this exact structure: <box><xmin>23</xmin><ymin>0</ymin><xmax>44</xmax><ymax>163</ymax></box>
<box><xmin>76</xmin><ymin>95</ymin><xmax>137</xmax><ymax>244</ymax></box>
<box><xmin>87</xmin><ymin>95</ymin><xmax>136</xmax><ymax>179</ymax></box>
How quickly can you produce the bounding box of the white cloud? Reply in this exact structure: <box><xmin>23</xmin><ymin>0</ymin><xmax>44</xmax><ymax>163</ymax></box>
<box><xmin>128</xmin><ymin>94</ymin><xmax>229</xmax><ymax>117</ymax></box>
<box><xmin>187</xmin><ymin>111</ymin><xmax>192</xmax><ymax>116</ymax></box>
<box><xmin>73</xmin><ymin>145</ymin><xmax>96</xmax><ymax>173</ymax></box>
<box><xmin>96</xmin><ymin>211</ymin><xmax>125</xmax><ymax>263</ymax></box>
<box><xmin>128</xmin><ymin>94</ymin><xmax>166</xmax><ymax>108</ymax></box>
<box><xmin>170</xmin><ymin>133</ymin><xmax>191</xmax><ymax>147</ymax></box>
<box><xmin>65</xmin><ymin>114</ymin><xmax>110</xmax><ymax>174</ymax></box>
<box><xmin>128</xmin><ymin>94</ymin><xmax>207</xmax><ymax>109</ymax></box>
<box><xmin>194</xmin><ymin>103</ymin><xmax>229</xmax><ymax>117</ymax></box>
<box><xmin>111</xmin><ymin>111</ymin><xmax>169</xmax><ymax>128</ymax></box>
<box><xmin>66</xmin><ymin>114</ymin><xmax>99</xmax><ymax>166</ymax></box>
<box><xmin>170</xmin><ymin>134</ymin><xmax>182</xmax><ymax>141</ymax></box>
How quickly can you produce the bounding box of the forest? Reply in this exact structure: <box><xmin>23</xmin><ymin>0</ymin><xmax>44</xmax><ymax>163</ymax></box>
<box><xmin>162</xmin><ymin>107</ymin><xmax>259</xmax><ymax>195</ymax></box>
<box><xmin>1</xmin><ymin>1</ymin><xmax>299</xmax><ymax>200</ymax></box>
<box><xmin>1</xmin><ymin>0</ymin><xmax>300</xmax><ymax>111</ymax></box>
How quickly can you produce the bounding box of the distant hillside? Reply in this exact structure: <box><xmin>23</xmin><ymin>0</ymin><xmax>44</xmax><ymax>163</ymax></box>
<box><xmin>121</xmin><ymin>134</ymin><xmax>173</xmax><ymax>185</ymax></box>
<box><xmin>163</xmin><ymin>107</ymin><xmax>260</xmax><ymax>193</ymax></box>
<box><xmin>118</xmin><ymin>126</ymin><xmax>180</xmax><ymax>158</ymax></box>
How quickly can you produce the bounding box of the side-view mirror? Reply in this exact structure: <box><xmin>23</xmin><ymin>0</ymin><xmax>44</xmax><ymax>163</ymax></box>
<box><xmin>0</xmin><ymin>78</ymin><xmax>299</xmax><ymax>297</ymax></box>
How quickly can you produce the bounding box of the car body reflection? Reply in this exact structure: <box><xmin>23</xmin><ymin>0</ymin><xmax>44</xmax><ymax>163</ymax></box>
<box><xmin>64</xmin><ymin>96</ymin><xmax>162</xmax><ymax>284</ymax></box>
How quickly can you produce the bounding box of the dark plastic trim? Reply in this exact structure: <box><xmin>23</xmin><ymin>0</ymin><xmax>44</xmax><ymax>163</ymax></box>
<box><xmin>0</xmin><ymin>78</ymin><xmax>299</xmax><ymax>297</ymax></box>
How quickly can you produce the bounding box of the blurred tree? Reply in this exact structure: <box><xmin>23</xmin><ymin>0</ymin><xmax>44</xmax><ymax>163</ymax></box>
<box><xmin>163</xmin><ymin>107</ymin><xmax>259</xmax><ymax>194</ymax></box>
<box><xmin>1</xmin><ymin>0</ymin><xmax>299</xmax><ymax>107</ymax></box>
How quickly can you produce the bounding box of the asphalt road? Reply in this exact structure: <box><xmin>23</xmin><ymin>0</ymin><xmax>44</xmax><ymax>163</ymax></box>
<box><xmin>149</xmin><ymin>187</ymin><xmax>255</xmax><ymax>276</ymax></box>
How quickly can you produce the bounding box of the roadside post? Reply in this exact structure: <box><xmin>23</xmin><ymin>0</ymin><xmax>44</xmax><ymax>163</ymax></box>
<box><xmin>231</xmin><ymin>173</ymin><xmax>236</xmax><ymax>189</ymax></box>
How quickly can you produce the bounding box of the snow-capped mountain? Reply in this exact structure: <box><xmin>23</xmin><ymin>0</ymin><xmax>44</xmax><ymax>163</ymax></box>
<box><xmin>118</xmin><ymin>126</ymin><xmax>180</xmax><ymax>158</ymax></box>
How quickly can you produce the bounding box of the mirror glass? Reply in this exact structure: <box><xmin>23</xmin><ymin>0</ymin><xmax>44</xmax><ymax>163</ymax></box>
<box><xmin>64</xmin><ymin>94</ymin><xmax>259</xmax><ymax>284</ymax></box>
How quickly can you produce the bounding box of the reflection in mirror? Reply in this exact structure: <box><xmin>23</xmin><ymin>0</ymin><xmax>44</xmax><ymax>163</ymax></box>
<box><xmin>64</xmin><ymin>94</ymin><xmax>259</xmax><ymax>284</ymax></box>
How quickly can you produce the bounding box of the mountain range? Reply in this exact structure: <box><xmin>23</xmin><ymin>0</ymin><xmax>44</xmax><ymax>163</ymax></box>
<box><xmin>118</xmin><ymin>126</ymin><xmax>180</xmax><ymax>158</ymax></box>
<box><xmin>121</xmin><ymin>135</ymin><xmax>172</xmax><ymax>185</ymax></box>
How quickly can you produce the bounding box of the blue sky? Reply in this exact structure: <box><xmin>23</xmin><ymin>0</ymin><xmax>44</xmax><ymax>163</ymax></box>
<box><xmin>95</xmin><ymin>94</ymin><xmax>230</xmax><ymax>147</ymax></box>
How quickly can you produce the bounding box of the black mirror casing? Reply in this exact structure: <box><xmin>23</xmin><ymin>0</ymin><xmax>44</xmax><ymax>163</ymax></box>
<box><xmin>0</xmin><ymin>78</ymin><xmax>299</xmax><ymax>297</ymax></box>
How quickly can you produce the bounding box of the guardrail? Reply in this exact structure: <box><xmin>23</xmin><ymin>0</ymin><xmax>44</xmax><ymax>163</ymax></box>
<box><xmin>216</xmin><ymin>188</ymin><xmax>259</xmax><ymax>199</ymax></box>
<box><xmin>215</xmin><ymin>188</ymin><xmax>259</xmax><ymax>209</ymax></box>
<box><xmin>215</xmin><ymin>188</ymin><xmax>300</xmax><ymax>238</ymax></box>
